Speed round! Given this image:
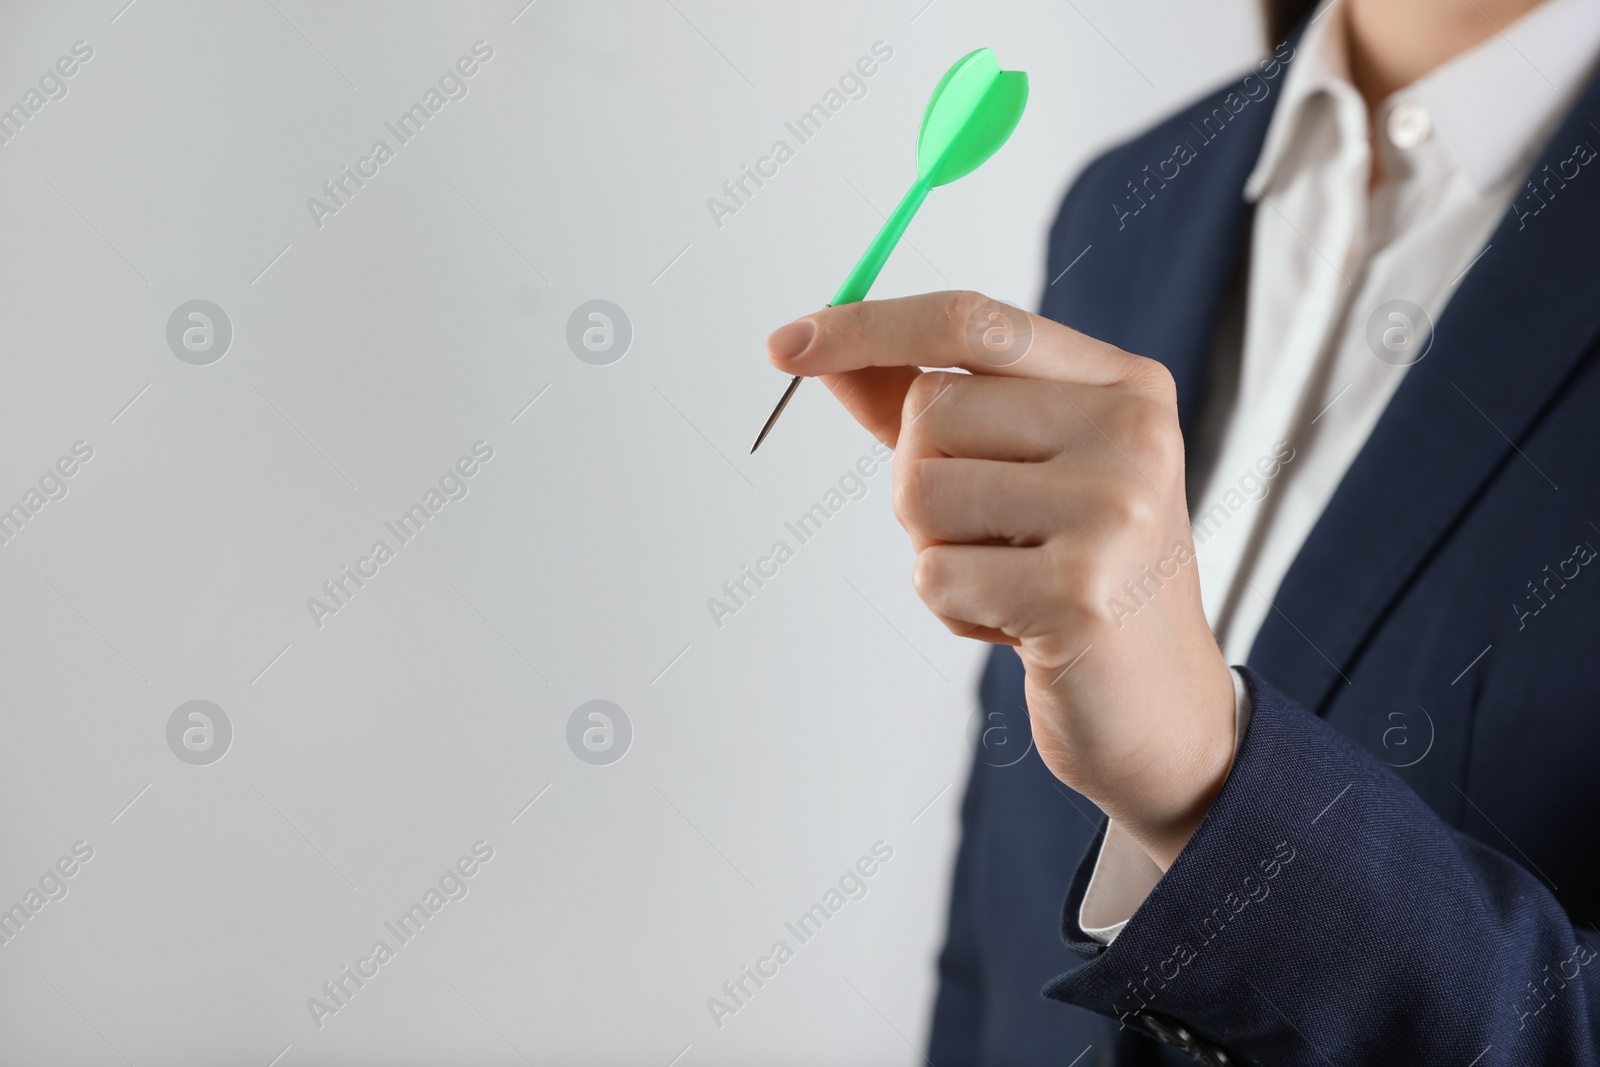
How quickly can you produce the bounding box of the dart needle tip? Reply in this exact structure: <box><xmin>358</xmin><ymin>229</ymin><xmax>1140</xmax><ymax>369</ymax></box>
<box><xmin>751</xmin><ymin>375</ymin><xmax>803</xmax><ymax>454</ymax></box>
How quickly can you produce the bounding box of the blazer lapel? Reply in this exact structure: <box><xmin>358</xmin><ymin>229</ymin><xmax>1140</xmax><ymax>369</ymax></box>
<box><xmin>1248</xmin><ymin>70</ymin><xmax>1600</xmax><ymax>711</ymax></box>
<box><xmin>1039</xmin><ymin>67</ymin><xmax>1284</xmax><ymax>436</ymax></box>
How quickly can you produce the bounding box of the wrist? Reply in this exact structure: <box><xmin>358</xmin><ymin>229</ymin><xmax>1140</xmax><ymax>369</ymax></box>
<box><xmin>1112</xmin><ymin>659</ymin><xmax>1237</xmax><ymax>870</ymax></box>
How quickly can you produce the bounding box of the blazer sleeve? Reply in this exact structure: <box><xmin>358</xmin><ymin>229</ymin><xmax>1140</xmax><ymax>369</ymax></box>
<box><xmin>1043</xmin><ymin>667</ymin><xmax>1600</xmax><ymax>1066</ymax></box>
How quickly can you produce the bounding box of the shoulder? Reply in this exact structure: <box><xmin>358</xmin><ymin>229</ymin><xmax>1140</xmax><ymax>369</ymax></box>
<box><xmin>1048</xmin><ymin>40</ymin><xmax>1298</xmax><ymax>257</ymax></box>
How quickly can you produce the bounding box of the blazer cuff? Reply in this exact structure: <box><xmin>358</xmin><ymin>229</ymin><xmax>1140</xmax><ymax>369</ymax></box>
<box><xmin>1047</xmin><ymin>661</ymin><xmax>1600</xmax><ymax>1067</ymax></box>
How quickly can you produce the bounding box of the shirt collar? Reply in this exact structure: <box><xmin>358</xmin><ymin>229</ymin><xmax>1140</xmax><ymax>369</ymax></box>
<box><xmin>1247</xmin><ymin>0</ymin><xmax>1600</xmax><ymax>202</ymax></box>
<box><xmin>1243</xmin><ymin>3</ymin><xmax>1361</xmax><ymax>203</ymax></box>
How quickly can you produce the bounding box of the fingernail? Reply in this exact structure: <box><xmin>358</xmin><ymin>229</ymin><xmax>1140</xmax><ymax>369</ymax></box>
<box><xmin>768</xmin><ymin>319</ymin><xmax>816</xmax><ymax>362</ymax></box>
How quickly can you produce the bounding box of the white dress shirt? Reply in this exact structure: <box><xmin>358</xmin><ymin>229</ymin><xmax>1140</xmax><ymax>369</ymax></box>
<box><xmin>1079</xmin><ymin>0</ymin><xmax>1600</xmax><ymax>945</ymax></box>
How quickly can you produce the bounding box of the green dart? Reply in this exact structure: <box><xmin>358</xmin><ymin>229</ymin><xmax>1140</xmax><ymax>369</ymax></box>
<box><xmin>750</xmin><ymin>47</ymin><xmax>1029</xmax><ymax>453</ymax></box>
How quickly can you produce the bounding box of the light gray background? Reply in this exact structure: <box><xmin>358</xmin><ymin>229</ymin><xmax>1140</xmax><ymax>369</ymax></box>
<box><xmin>0</xmin><ymin>2</ymin><xmax>1257</xmax><ymax>1063</ymax></box>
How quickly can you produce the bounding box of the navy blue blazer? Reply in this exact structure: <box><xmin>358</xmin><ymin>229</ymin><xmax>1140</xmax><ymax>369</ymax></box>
<box><xmin>928</xmin><ymin>38</ymin><xmax>1600</xmax><ymax>1067</ymax></box>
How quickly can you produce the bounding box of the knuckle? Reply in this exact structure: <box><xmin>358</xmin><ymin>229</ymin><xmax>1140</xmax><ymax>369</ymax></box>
<box><xmin>892</xmin><ymin>459</ymin><xmax>934</xmax><ymax>527</ymax></box>
<box><xmin>1147</xmin><ymin>426</ymin><xmax>1185</xmax><ymax>483</ymax></box>
<box><xmin>1103</xmin><ymin>484</ymin><xmax>1159</xmax><ymax>535</ymax></box>
<box><xmin>903</xmin><ymin>369</ymin><xmax>943</xmax><ymax>407</ymax></box>
<box><xmin>945</xmin><ymin>290</ymin><xmax>990</xmax><ymax>345</ymax></box>
<box><xmin>911</xmin><ymin>546</ymin><xmax>950</xmax><ymax>599</ymax></box>
<box><xmin>1120</xmin><ymin>396</ymin><xmax>1184</xmax><ymax>483</ymax></box>
<box><xmin>1057</xmin><ymin>487</ymin><xmax>1157</xmax><ymax>575</ymax></box>
<box><xmin>1028</xmin><ymin>558</ymin><xmax>1103</xmax><ymax>648</ymax></box>
<box><xmin>902</xmin><ymin>371</ymin><xmax>955</xmax><ymax>425</ymax></box>
<box><xmin>1044</xmin><ymin>546</ymin><xmax>1098</xmax><ymax>610</ymax></box>
<box><xmin>1121</xmin><ymin>395</ymin><xmax>1166</xmax><ymax>442</ymax></box>
<box><xmin>1129</xmin><ymin>355</ymin><xmax>1179</xmax><ymax>403</ymax></box>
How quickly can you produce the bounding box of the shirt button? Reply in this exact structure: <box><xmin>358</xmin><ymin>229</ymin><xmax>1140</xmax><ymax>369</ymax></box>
<box><xmin>1386</xmin><ymin>101</ymin><xmax>1432</xmax><ymax>149</ymax></box>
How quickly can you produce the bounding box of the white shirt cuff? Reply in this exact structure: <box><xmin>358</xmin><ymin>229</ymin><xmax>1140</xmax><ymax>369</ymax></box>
<box><xmin>1078</xmin><ymin>667</ymin><xmax>1254</xmax><ymax>945</ymax></box>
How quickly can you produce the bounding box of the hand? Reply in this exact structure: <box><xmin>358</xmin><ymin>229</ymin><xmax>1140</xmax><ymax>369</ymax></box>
<box><xmin>767</xmin><ymin>291</ymin><xmax>1236</xmax><ymax>868</ymax></box>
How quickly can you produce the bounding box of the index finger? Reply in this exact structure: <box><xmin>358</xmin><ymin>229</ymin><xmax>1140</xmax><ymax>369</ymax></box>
<box><xmin>765</xmin><ymin>290</ymin><xmax>1134</xmax><ymax>386</ymax></box>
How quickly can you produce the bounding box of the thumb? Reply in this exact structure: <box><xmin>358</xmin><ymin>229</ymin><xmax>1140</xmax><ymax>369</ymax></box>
<box><xmin>766</xmin><ymin>320</ymin><xmax>920</xmax><ymax>447</ymax></box>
